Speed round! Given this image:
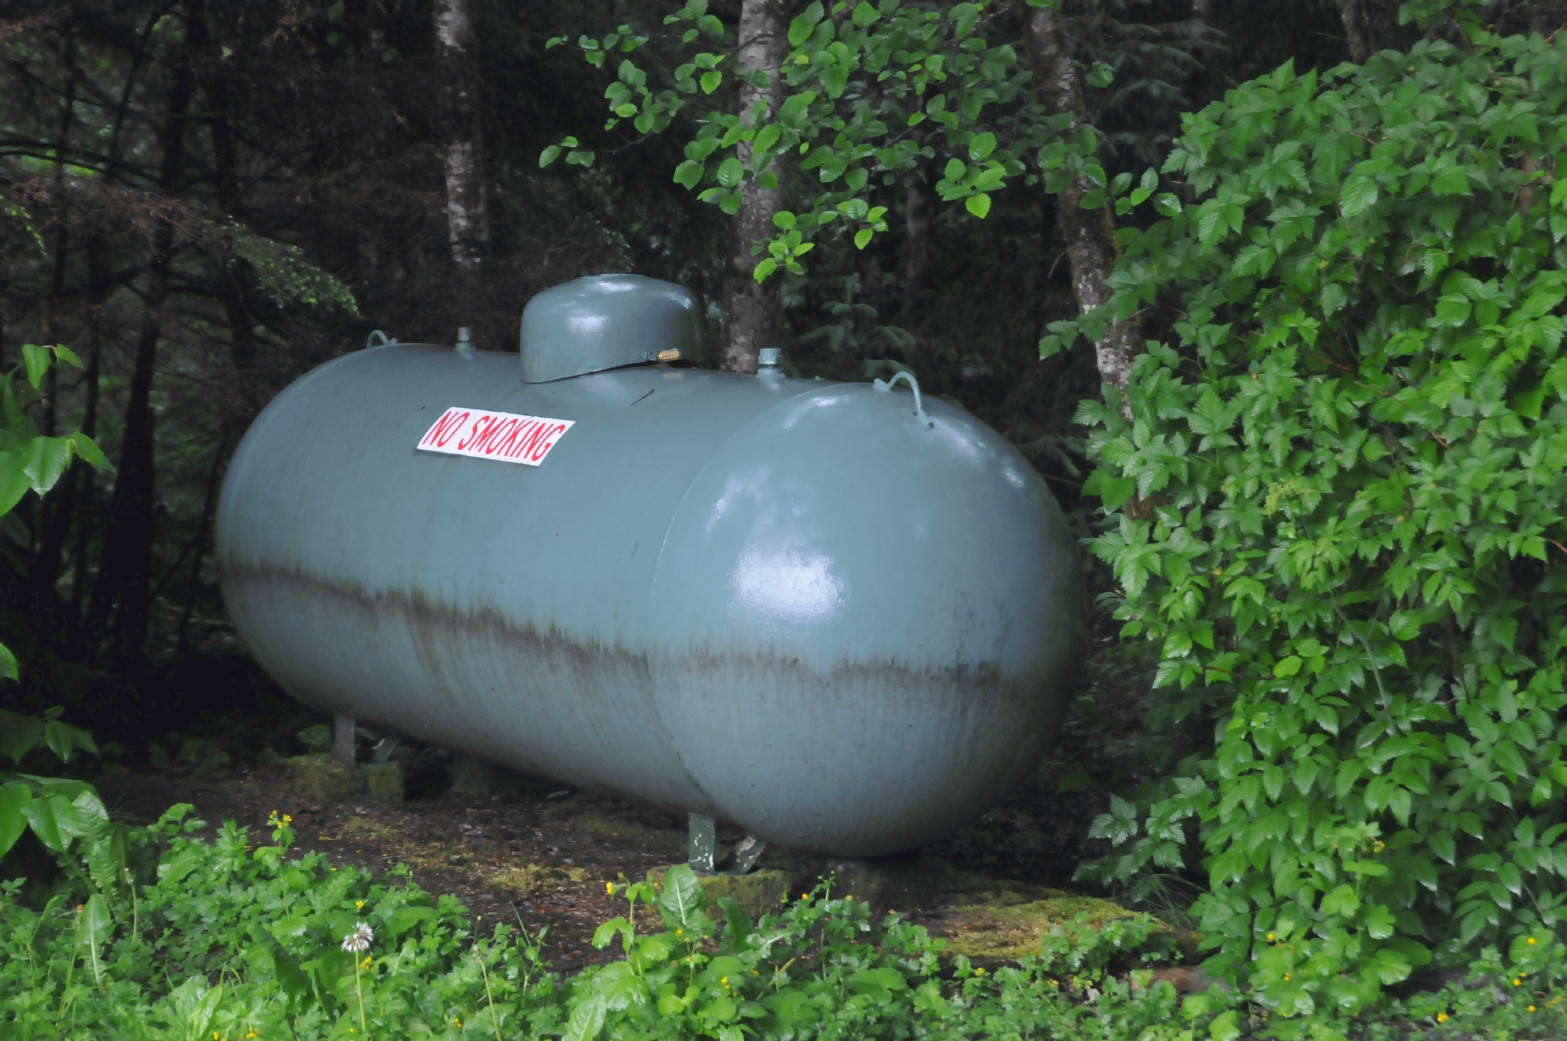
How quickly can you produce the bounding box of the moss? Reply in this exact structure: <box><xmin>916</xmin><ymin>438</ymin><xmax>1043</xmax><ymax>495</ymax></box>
<box><xmin>938</xmin><ymin>895</ymin><xmax>1145</xmax><ymax>962</ymax></box>
<box><xmin>285</xmin><ymin>754</ymin><xmax>364</xmax><ymax>805</ymax></box>
<box><xmin>645</xmin><ymin>866</ymin><xmax>790</xmax><ymax>921</ymax></box>
<box><xmin>341</xmin><ymin>817</ymin><xmax>403</xmax><ymax>842</ymax></box>
<box><xmin>362</xmin><ymin>763</ymin><xmax>404</xmax><ymax>804</ymax></box>
<box><xmin>487</xmin><ymin>862</ymin><xmax>590</xmax><ymax>895</ymax></box>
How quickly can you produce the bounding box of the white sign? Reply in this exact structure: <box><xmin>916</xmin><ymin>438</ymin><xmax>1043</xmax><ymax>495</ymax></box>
<box><xmin>416</xmin><ymin>407</ymin><xmax>574</xmax><ymax>466</ymax></box>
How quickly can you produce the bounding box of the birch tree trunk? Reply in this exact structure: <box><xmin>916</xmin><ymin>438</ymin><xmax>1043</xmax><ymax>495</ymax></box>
<box><xmin>435</xmin><ymin>0</ymin><xmax>489</xmax><ymax>322</ymax></box>
<box><xmin>1026</xmin><ymin>5</ymin><xmax>1141</xmax><ymax>404</ymax></box>
<box><xmin>721</xmin><ymin>0</ymin><xmax>788</xmax><ymax>374</ymax></box>
<box><xmin>1338</xmin><ymin>0</ymin><xmax>1372</xmax><ymax>62</ymax></box>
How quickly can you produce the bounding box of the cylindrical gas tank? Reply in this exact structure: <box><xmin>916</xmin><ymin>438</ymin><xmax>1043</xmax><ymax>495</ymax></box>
<box><xmin>217</xmin><ymin>274</ymin><xmax>1082</xmax><ymax>857</ymax></box>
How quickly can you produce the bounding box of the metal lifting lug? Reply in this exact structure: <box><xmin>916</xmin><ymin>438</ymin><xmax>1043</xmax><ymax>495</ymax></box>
<box><xmin>872</xmin><ymin>370</ymin><xmax>933</xmax><ymax>428</ymax></box>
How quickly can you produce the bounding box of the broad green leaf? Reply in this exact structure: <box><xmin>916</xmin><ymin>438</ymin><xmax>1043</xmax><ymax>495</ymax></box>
<box><xmin>716</xmin><ymin>157</ymin><xmax>744</xmax><ymax>188</ymax></box>
<box><xmin>657</xmin><ymin>863</ymin><xmax>708</xmax><ymax>934</ymax></box>
<box><xmin>1321</xmin><ymin>884</ymin><xmax>1360</xmax><ymax>917</ymax></box>
<box><xmin>0</xmin><ymin>642</ymin><xmax>15</xmax><ymax>682</ymax></box>
<box><xmin>21</xmin><ymin>792</ymin><xmax>85</xmax><ymax>852</ymax></box>
<box><xmin>1209</xmin><ymin>1010</ymin><xmax>1241</xmax><ymax>1041</ymax></box>
<box><xmin>966</xmin><ymin>193</ymin><xmax>992</xmax><ymax>218</ymax></box>
<box><xmin>22</xmin><ymin>436</ymin><xmax>72</xmax><ymax>495</ymax></box>
<box><xmin>700</xmin><ymin>70</ymin><xmax>721</xmax><ymax>94</ymax></box>
<box><xmin>1340</xmin><ymin>176</ymin><xmax>1378</xmax><ymax>218</ymax></box>
<box><xmin>564</xmin><ymin>993</ymin><xmax>607</xmax><ymax>1041</ymax></box>
<box><xmin>69</xmin><ymin>431</ymin><xmax>109</xmax><ymax>470</ymax></box>
<box><xmin>0</xmin><ymin>449</ymin><xmax>30</xmax><ymax>515</ymax></box>
<box><xmin>22</xmin><ymin>343</ymin><xmax>50</xmax><ymax>389</ymax></box>
<box><xmin>674</xmin><ymin>160</ymin><xmax>704</xmax><ymax>189</ymax></box>
<box><xmin>87</xmin><ymin>822</ymin><xmax>128</xmax><ymax>896</ymax></box>
<box><xmin>0</xmin><ymin>783</ymin><xmax>30</xmax><ymax>859</ymax></box>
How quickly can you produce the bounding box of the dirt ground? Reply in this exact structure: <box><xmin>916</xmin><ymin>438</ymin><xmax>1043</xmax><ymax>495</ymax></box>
<box><xmin>105</xmin><ymin>755</ymin><xmax>1112</xmax><ymax>976</ymax></box>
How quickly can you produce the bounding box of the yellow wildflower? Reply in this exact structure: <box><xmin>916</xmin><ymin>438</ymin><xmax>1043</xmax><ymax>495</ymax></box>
<box><xmin>1529</xmin><ymin>937</ymin><xmax>1538</xmax><ymax>945</ymax></box>
<box><xmin>1437</xmin><ymin>1012</ymin><xmax>1448</xmax><ymax>1023</ymax></box>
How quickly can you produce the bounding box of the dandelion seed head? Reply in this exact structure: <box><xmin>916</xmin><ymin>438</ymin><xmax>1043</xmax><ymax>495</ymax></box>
<box><xmin>342</xmin><ymin>922</ymin><xmax>374</xmax><ymax>953</ymax></box>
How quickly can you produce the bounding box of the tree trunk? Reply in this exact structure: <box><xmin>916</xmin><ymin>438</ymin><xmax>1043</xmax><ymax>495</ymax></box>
<box><xmin>434</xmin><ymin>0</ymin><xmax>489</xmax><ymax>323</ymax></box>
<box><xmin>1027</xmin><ymin>5</ymin><xmax>1141</xmax><ymax>405</ymax></box>
<box><xmin>721</xmin><ymin>0</ymin><xmax>789</xmax><ymax>374</ymax></box>
<box><xmin>189</xmin><ymin>4</ymin><xmax>255</xmax><ymax>377</ymax></box>
<box><xmin>90</xmin><ymin>0</ymin><xmax>199</xmax><ymax>661</ymax></box>
<box><xmin>1338</xmin><ymin>0</ymin><xmax>1372</xmax><ymax>62</ymax></box>
<box><xmin>30</xmin><ymin>34</ymin><xmax>79</xmax><ymax>622</ymax></box>
<box><xmin>901</xmin><ymin>171</ymin><xmax>932</xmax><ymax>322</ymax></box>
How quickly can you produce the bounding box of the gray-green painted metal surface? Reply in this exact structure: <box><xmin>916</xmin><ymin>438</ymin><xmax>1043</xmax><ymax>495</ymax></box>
<box><xmin>521</xmin><ymin>274</ymin><xmax>701</xmax><ymax>383</ymax></box>
<box><xmin>216</xmin><ymin>276</ymin><xmax>1082</xmax><ymax>857</ymax></box>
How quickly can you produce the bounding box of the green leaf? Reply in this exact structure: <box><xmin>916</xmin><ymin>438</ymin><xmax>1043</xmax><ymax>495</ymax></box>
<box><xmin>22</xmin><ymin>344</ymin><xmax>50</xmax><ymax>389</ymax></box>
<box><xmin>52</xmin><ymin>344</ymin><xmax>81</xmax><ymax>367</ymax></box>
<box><xmin>1321</xmin><ymin>884</ymin><xmax>1360</xmax><ymax>917</ymax></box>
<box><xmin>69</xmin><ymin>431</ymin><xmax>109</xmax><ymax>470</ymax></box>
<box><xmin>1209</xmin><ymin>1010</ymin><xmax>1241</xmax><ymax>1041</ymax></box>
<box><xmin>0</xmin><ymin>783</ymin><xmax>30</xmax><ymax>859</ymax></box>
<box><xmin>22</xmin><ymin>437</ymin><xmax>72</xmax><ymax>496</ymax></box>
<box><xmin>854</xmin><ymin>228</ymin><xmax>873</xmax><ymax>249</ymax></box>
<box><xmin>657</xmin><ymin>863</ymin><xmax>708</xmax><ymax>934</ymax></box>
<box><xmin>87</xmin><ymin>823</ymin><xmax>128</xmax><ymax>896</ymax></box>
<box><xmin>1434</xmin><ymin>295</ymin><xmax>1472</xmax><ymax>327</ymax></box>
<box><xmin>1340</xmin><ymin>176</ymin><xmax>1378</xmax><ymax>218</ymax></box>
<box><xmin>968</xmin><ymin>132</ymin><xmax>997</xmax><ymax>162</ymax></box>
<box><xmin>716</xmin><ymin>157</ymin><xmax>745</xmax><ymax>188</ymax></box>
<box><xmin>1153</xmin><ymin>193</ymin><xmax>1182</xmax><ymax>216</ymax></box>
<box><xmin>1274</xmin><ymin>656</ymin><xmax>1303</xmax><ymax>677</ymax></box>
<box><xmin>0</xmin><ymin>450</ymin><xmax>24</xmax><ymax>516</ymax></box>
<box><xmin>564</xmin><ymin>993</ymin><xmax>607</xmax><ymax>1041</ymax></box>
<box><xmin>21</xmin><ymin>792</ymin><xmax>85</xmax><ymax>853</ymax></box>
<box><xmin>674</xmin><ymin>160</ymin><xmax>704</xmax><ymax>189</ymax></box>
<box><xmin>752</xmin><ymin>258</ymin><xmax>778</xmax><ymax>282</ymax></box>
<box><xmin>850</xmin><ymin>1</ymin><xmax>878</xmax><ymax>28</ymax></box>
<box><xmin>966</xmin><ymin>193</ymin><xmax>992</xmax><ymax>218</ymax></box>
<box><xmin>701</xmin><ymin>70</ymin><xmax>722</xmax><ymax>94</ymax></box>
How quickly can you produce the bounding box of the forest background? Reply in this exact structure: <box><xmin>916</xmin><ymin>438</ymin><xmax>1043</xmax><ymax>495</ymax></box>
<box><xmin>6</xmin><ymin>0</ymin><xmax>1567</xmax><ymax>1020</ymax></box>
<box><xmin>0</xmin><ymin>0</ymin><xmax>1371</xmax><ymax>697</ymax></box>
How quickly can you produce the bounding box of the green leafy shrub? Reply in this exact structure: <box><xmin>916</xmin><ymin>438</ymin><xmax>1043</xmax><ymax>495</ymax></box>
<box><xmin>1075</xmin><ymin>5</ymin><xmax>1567</xmax><ymax>1018</ymax></box>
<box><xmin>8</xmin><ymin>805</ymin><xmax>1566</xmax><ymax>1039</ymax></box>
<box><xmin>1</xmin><ymin>808</ymin><xmax>561</xmax><ymax>1040</ymax></box>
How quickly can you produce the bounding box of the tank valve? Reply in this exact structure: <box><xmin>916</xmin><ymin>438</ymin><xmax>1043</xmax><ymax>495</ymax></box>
<box><xmin>873</xmin><ymin>370</ymin><xmax>933</xmax><ymax>428</ymax></box>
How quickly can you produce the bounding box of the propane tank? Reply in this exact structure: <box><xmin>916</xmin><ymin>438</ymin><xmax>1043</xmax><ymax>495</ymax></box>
<box><xmin>216</xmin><ymin>274</ymin><xmax>1083</xmax><ymax>857</ymax></box>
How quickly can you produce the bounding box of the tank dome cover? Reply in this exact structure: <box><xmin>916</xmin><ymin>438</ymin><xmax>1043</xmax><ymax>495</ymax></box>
<box><xmin>520</xmin><ymin>274</ymin><xmax>701</xmax><ymax>383</ymax></box>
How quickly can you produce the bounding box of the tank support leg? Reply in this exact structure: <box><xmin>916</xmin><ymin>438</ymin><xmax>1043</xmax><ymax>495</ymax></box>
<box><xmin>731</xmin><ymin>835</ymin><xmax>767</xmax><ymax>875</ymax></box>
<box><xmin>688</xmin><ymin>813</ymin><xmax>716</xmax><ymax>875</ymax></box>
<box><xmin>333</xmin><ymin>713</ymin><xmax>356</xmax><ymax>766</ymax></box>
